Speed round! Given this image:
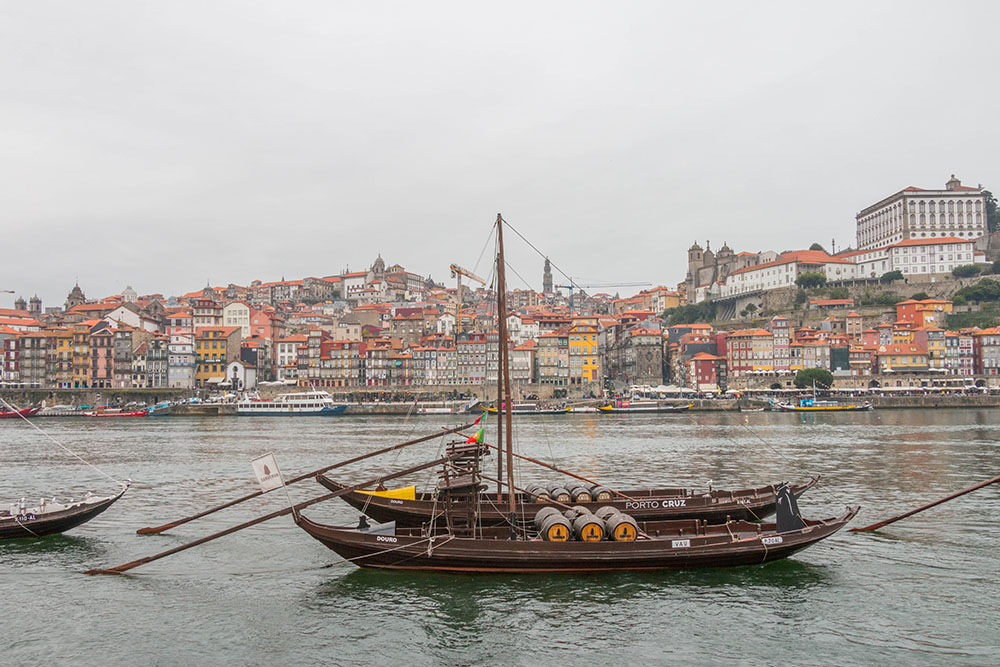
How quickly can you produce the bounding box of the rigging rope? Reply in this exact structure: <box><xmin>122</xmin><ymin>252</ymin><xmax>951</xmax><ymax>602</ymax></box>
<box><xmin>0</xmin><ymin>396</ymin><xmax>126</xmax><ymax>487</ymax></box>
<box><xmin>500</xmin><ymin>217</ymin><xmax>577</xmax><ymax>287</ymax></box>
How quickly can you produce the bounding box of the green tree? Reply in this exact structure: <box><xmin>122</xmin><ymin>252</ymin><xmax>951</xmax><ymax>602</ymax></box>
<box><xmin>954</xmin><ymin>278</ymin><xmax>1000</xmax><ymax>303</ymax></box>
<box><xmin>809</xmin><ymin>243</ymin><xmax>826</xmax><ymax>252</ymax></box>
<box><xmin>985</xmin><ymin>190</ymin><xmax>999</xmax><ymax>234</ymax></box>
<box><xmin>880</xmin><ymin>270</ymin><xmax>903</xmax><ymax>283</ymax></box>
<box><xmin>875</xmin><ymin>291</ymin><xmax>903</xmax><ymax>306</ymax></box>
<box><xmin>952</xmin><ymin>264</ymin><xmax>982</xmax><ymax>278</ymax></box>
<box><xmin>663</xmin><ymin>301</ymin><xmax>717</xmax><ymax>326</ymax></box>
<box><xmin>911</xmin><ymin>291</ymin><xmax>930</xmax><ymax>301</ymax></box>
<box><xmin>794</xmin><ymin>368</ymin><xmax>834</xmax><ymax>389</ymax></box>
<box><xmin>795</xmin><ymin>272</ymin><xmax>827</xmax><ymax>289</ymax></box>
<box><xmin>826</xmin><ymin>286</ymin><xmax>849</xmax><ymax>299</ymax></box>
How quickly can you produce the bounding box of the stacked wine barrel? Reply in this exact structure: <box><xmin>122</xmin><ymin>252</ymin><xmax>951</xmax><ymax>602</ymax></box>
<box><xmin>533</xmin><ymin>505</ymin><xmax>639</xmax><ymax>542</ymax></box>
<box><xmin>524</xmin><ymin>482</ymin><xmax>615</xmax><ymax>504</ymax></box>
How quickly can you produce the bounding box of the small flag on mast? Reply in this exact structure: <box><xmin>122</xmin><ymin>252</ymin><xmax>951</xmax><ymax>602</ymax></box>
<box><xmin>251</xmin><ymin>452</ymin><xmax>285</xmax><ymax>493</ymax></box>
<box><xmin>466</xmin><ymin>414</ymin><xmax>486</xmax><ymax>444</ymax></box>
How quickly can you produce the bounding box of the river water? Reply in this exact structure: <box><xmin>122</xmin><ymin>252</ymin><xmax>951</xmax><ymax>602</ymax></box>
<box><xmin>2</xmin><ymin>410</ymin><xmax>998</xmax><ymax>665</ymax></box>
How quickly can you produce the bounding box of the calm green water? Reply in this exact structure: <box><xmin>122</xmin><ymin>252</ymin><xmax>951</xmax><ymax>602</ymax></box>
<box><xmin>2</xmin><ymin>411</ymin><xmax>998</xmax><ymax>665</ymax></box>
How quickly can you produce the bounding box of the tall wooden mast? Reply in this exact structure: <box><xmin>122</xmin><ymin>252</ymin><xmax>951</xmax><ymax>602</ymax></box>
<box><xmin>495</xmin><ymin>214</ymin><xmax>516</xmax><ymax>518</ymax></box>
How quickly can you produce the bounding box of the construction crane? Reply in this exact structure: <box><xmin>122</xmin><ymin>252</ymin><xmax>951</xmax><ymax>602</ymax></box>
<box><xmin>450</xmin><ymin>263</ymin><xmax>486</xmax><ymax>334</ymax></box>
<box><xmin>555</xmin><ymin>281</ymin><xmax>651</xmax><ymax>314</ymax></box>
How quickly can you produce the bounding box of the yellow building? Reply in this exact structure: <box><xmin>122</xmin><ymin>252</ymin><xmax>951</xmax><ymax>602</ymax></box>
<box><xmin>892</xmin><ymin>323</ymin><xmax>915</xmax><ymax>344</ymax></box>
<box><xmin>195</xmin><ymin>326</ymin><xmax>242</xmax><ymax>388</ymax></box>
<box><xmin>51</xmin><ymin>328</ymin><xmax>74</xmax><ymax>388</ymax></box>
<box><xmin>914</xmin><ymin>327</ymin><xmax>946</xmax><ymax>369</ymax></box>
<box><xmin>70</xmin><ymin>324</ymin><xmax>91</xmax><ymax>388</ymax></box>
<box><xmin>876</xmin><ymin>343</ymin><xmax>928</xmax><ymax>373</ymax></box>
<box><xmin>568</xmin><ymin>324</ymin><xmax>600</xmax><ymax>384</ymax></box>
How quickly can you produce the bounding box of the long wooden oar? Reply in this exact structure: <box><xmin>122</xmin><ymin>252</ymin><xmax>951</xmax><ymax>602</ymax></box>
<box><xmin>86</xmin><ymin>453</ymin><xmax>457</xmax><ymax>575</ymax></box>
<box><xmin>850</xmin><ymin>473</ymin><xmax>1000</xmax><ymax>532</ymax></box>
<box><xmin>481</xmin><ymin>441</ymin><xmax>637</xmax><ymax>501</ymax></box>
<box><xmin>137</xmin><ymin>420</ymin><xmax>477</xmax><ymax>535</ymax></box>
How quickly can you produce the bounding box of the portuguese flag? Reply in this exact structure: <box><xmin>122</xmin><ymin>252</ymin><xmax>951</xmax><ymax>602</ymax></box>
<box><xmin>466</xmin><ymin>414</ymin><xmax>485</xmax><ymax>444</ymax></box>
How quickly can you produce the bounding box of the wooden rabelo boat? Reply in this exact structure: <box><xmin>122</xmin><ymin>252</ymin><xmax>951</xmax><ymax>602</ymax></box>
<box><xmin>1</xmin><ymin>484</ymin><xmax>129</xmax><ymax>539</ymax></box>
<box><xmin>316</xmin><ymin>475</ymin><xmax>818</xmax><ymax>527</ymax></box>
<box><xmin>0</xmin><ymin>407</ymin><xmax>41</xmax><ymax>419</ymax></box>
<box><xmin>297</xmin><ymin>500</ymin><xmax>858</xmax><ymax>573</ymax></box>
<box><xmin>295</xmin><ymin>215</ymin><xmax>858</xmax><ymax>573</ymax></box>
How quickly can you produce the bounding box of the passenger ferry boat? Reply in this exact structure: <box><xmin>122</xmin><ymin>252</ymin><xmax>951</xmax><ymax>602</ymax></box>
<box><xmin>236</xmin><ymin>391</ymin><xmax>348</xmax><ymax>416</ymax></box>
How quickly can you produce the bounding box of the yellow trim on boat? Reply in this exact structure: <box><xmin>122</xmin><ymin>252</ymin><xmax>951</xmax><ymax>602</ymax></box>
<box><xmin>356</xmin><ymin>485</ymin><xmax>417</xmax><ymax>500</ymax></box>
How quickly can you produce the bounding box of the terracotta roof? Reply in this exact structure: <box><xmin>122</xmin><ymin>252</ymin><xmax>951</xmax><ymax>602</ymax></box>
<box><xmin>0</xmin><ymin>317</ymin><xmax>41</xmax><ymax>327</ymax></box>
<box><xmin>891</xmin><ymin>236</ymin><xmax>970</xmax><ymax>247</ymax></box>
<box><xmin>809</xmin><ymin>299</ymin><xmax>854</xmax><ymax>306</ymax></box>
<box><xmin>729</xmin><ymin>249</ymin><xmax>850</xmax><ymax>276</ymax></box>
<box><xmin>195</xmin><ymin>326</ymin><xmax>240</xmax><ymax>336</ymax></box>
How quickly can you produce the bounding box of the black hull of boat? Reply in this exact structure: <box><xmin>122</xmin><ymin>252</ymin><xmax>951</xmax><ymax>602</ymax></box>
<box><xmin>296</xmin><ymin>507</ymin><xmax>859</xmax><ymax>573</ymax></box>
<box><xmin>0</xmin><ymin>488</ymin><xmax>127</xmax><ymax>540</ymax></box>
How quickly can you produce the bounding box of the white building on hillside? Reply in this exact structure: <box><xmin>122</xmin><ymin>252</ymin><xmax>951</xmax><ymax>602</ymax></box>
<box><xmin>856</xmin><ymin>175</ymin><xmax>987</xmax><ymax>250</ymax></box>
<box><xmin>223</xmin><ymin>302</ymin><xmax>252</xmax><ymax>339</ymax></box>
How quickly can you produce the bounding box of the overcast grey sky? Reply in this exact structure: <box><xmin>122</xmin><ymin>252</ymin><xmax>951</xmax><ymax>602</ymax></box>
<box><xmin>2</xmin><ymin>1</ymin><xmax>998</xmax><ymax>308</ymax></box>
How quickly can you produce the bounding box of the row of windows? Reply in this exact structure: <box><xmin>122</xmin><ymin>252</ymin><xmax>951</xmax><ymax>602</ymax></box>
<box><xmin>912</xmin><ymin>199</ymin><xmax>982</xmax><ymax>213</ymax></box>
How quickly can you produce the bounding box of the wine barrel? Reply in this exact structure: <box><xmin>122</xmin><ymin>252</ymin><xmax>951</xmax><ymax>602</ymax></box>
<box><xmin>572</xmin><ymin>512</ymin><xmax>605</xmax><ymax>542</ymax></box>
<box><xmin>605</xmin><ymin>513</ymin><xmax>638</xmax><ymax>542</ymax></box>
<box><xmin>547</xmin><ymin>487</ymin><xmax>572</xmax><ymax>503</ymax></box>
<box><xmin>562</xmin><ymin>505</ymin><xmax>592</xmax><ymax>520</ymax></box>
<box><xmin>534</xmin><ymin>508</ymin><xmax>571</xmax><ymax>542</ymax></box>
<box><xmin>594</xmin><ymin>505</ymin><xmax>621</xmax><ymax>522</ymax></box>
<box><xmin>569</xmin><ymin>486</ymin><xmax>593</xmax><ymax>503</ymax></box>
<box><xmin>589</xmin><ymin>485</ymin><xmax>614</xmax><ymax>502</ymax></box>
<box><xmin>525</xmin><ymin>484</ymin><xmax>550</xmax><ymax>502</ymax></box>
<box><xmin>533</xmin><ymin>506</ymin><xmax>561</xmax><ymax>528</ymax></box>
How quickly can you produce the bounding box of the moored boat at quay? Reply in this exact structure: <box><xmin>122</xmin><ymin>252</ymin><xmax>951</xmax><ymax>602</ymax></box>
<box><xmin>597</xmin><ymin>401</ymin><xmax>692</xmax><ymax>414</ymax></box>
<box><xmin>82</xmin><ymin>409</ymin><xmax>149</xmax><ymax>418</ymax></box>
<box><xmin>235</xmin><ymin>391</ymin><xmax>347</xmax><ymax>416</ymax></box>
<box><xmin>0</xmin><ymin>406</ymin><xmax>40</xmax><ymax>419</ymax></box>
<box><xmin>483</xmin><ymin>402</ymin><xmax>569</xmax><ymax>415</ymax></box>
<box><xmin>770</xmin><ymin>396</ymin><xmax>873</xmax><ymax>412</ymax></box>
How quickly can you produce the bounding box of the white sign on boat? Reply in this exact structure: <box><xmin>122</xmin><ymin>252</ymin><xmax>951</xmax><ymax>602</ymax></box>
<box><xmin>251</xmin><ymin>452</ymin><xmax>285</xmax><ymax>493</ymax></box>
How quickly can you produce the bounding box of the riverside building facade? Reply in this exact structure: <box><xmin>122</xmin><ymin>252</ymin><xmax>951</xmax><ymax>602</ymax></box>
<box><xmin>856</xmin><ymin>175</ymin><xmax>987</xmax><ymax>250</ymax></box>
